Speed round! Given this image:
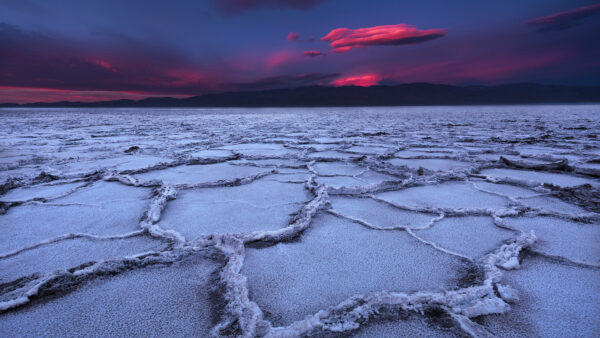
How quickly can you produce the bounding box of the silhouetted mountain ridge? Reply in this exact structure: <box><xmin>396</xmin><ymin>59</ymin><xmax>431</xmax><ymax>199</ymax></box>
<box><xmin>2</xmin><ymin>83</ymin><xmax>599</xmax><ymax>107</ymax></box>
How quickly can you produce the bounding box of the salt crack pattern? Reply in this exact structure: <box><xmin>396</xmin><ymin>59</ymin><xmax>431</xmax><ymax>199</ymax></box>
<box><xmin>1</xmin><ymin>106</ymin><xmax>599</xmax><ymax>337</ymax></box>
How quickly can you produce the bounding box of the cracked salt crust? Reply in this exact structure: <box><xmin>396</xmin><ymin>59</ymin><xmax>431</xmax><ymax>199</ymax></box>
<box><xmin>0</xmin><ymin>105</ymin><xmax>599</xmax><ymax>337</ymax></box>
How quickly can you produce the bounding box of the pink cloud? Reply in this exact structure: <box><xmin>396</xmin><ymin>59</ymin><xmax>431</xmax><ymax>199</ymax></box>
<box><xmin>527</xmin><ymin>3</ymin><xmax>600</xmax><ymax>31</ymax></box>
<box><xmin>331</xmin><ymin>73</ymin><xmax>382</xmax><ymax>87</ymax></box>
<box><xmin>265</xmin><ymin>50</ymin><xmax>297</xmax><ymax>69</ymax></box>
<box><xmin>287</xmin><ymin>32</ymin><xmax>300</xmax><ymax>41</ymax></box>
<box><xmin>332</xmin><ymin>46</ymin><xmax>352</xmax><ymax>53</ymax></box>
<box><xmin>321</xmin><ymin>24</ymin><xmax>447</xmax><ymax>53</ymax></box>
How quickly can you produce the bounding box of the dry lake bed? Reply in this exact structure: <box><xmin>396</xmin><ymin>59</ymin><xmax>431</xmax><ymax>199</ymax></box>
<box><xmin>0</xmin><ymin>105</ymin><xmax>599</xmax><ymax>337</ymax></box>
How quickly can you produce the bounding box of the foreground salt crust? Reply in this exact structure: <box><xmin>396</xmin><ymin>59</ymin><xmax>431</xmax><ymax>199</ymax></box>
<box><xmin>0</xmin><ymin>251</ymin><xmax>220</xmax><ymax>336</ymax></box>
<box><xmin>481</xmin><ymin>257</ymin><xmax>600</xmax><ymax>337</ymax></box>
<box><xmin>503</xmin><ymin>216</ymin><xmax>600</xmax><ymax>266</ymax></box>
<box><xmin>0</xmin><ymin>105</ymin><xmax>599</xmax><ymax>337</ymax></box>
<box><xmin>242</xmin><ymin>213</ymin><xmax>466</xmax><ymax>326</ymax></box>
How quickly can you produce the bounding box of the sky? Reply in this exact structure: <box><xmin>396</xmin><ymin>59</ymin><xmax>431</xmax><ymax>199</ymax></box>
<box><xmin>1</xmin><ymin>0</ymin><xmax>599</xmax><ymax>103</ymax></box>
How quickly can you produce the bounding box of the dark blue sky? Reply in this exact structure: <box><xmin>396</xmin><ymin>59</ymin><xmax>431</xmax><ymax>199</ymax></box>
<box><xmin>1</xmin><ymin>0</ymin><xmax>599</xmax><ymax>103</ymax></box>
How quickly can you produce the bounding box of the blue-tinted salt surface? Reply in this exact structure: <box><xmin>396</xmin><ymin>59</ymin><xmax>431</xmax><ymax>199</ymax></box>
<box><xmin>1</xmin><ymin>105</ymin><xmax>599</xmax><ymax>337</ymax></box>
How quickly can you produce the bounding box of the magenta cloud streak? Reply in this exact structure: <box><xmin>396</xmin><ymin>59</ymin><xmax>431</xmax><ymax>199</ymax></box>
<box><xmin>321</xmin><ymin>24</ymin><xmax>448</xmax><ymax>53</ymax></box>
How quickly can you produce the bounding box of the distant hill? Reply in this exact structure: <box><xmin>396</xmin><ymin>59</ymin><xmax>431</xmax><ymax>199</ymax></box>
<box><xmin>2</xmin><ymin>83</ymin><xmax>600</xmax><ymax>108</ymax></box>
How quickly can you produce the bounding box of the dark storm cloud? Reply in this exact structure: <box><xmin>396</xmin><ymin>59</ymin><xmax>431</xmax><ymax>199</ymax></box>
<box><xmin>527</xmin><ymin>3</ymin><xmax>600</xmax><ymax>32</ymax></box>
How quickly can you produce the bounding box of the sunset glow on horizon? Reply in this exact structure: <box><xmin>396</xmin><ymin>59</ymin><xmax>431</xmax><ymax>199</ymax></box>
<box><xmin>331</xmin><ymin>74</ymin><xmax>383</xmax><ymax>87</ymax></box>
<box><xmin>1</xmin><ymin>1</ymin><xmax>599</xmax><ymax>103</ymax></box>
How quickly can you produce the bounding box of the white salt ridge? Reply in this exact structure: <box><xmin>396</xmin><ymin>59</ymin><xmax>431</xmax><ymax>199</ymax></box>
<box><xmin>500</xmin><ymin>155</ymin><xmax>569</xmax><ymax>171</ymax></box>
<box><xmin>0</xmin><ymin>181</ymin><xmax>85</xmax><ymax>202</ymax></box>
<box><xmin>231</xmin><ymin>158</ymin><xmax>305</xmax><ymax>169</ymax></box>
<box><xmin>389</xmin><ymin>158</ymin><xmax>472</xmax><ymax>171</ymax></box>
<box><xmin>0</xmin><ymin>235</ymin><xmax>163</xmax><ymax>283</ymax></box>
<box><xmin>308</xmin><ymin>150</ymin><xmax>361</xmax><ymax>160</ymax></box>
<box><xmin>133</xmin><ymin>162</ymin><xmax>267</xmax><ymax>186</ymax></box>
<box><xmin>218</xmin><ymin>143</ymin><xmax>294</xmax><ymax>156</ymax></box>
<box><xmin>50</xmin><ymin>155</ymin><xmax>171</xmax><ymax>175</ymax></box>
<box><xmin>394</xmin><ymin>149</ymin><xmax>454</xmax><ymax>158</ymax></box>
<box><xmin>501</xmin><ymin>155</ymin><xmax>550</xmax><ymax>165</ymax></box>
<box><xmin>480</xmin><ymin>168</ymin><xmax>598</xmax><ymax>188</ymax></box>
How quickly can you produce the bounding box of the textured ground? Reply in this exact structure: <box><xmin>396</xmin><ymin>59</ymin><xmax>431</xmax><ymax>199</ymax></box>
<box><xmin>0</xmin><ymin>106</ymin><xmax>599</xmax><ymax>337</ymax></box>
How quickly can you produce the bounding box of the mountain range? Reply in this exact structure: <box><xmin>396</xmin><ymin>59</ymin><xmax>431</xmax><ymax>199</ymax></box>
<box><xmin>2</xmin><ymin>83</ymin><xmax>599</xmax><ymax>108</ymax></box>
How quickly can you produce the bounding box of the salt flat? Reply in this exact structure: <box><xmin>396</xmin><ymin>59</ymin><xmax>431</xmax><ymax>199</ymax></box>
<box><xmin>1</xmin><ymin>105</ymin><xmax>599</xmax><ymax>337</ymax></box>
